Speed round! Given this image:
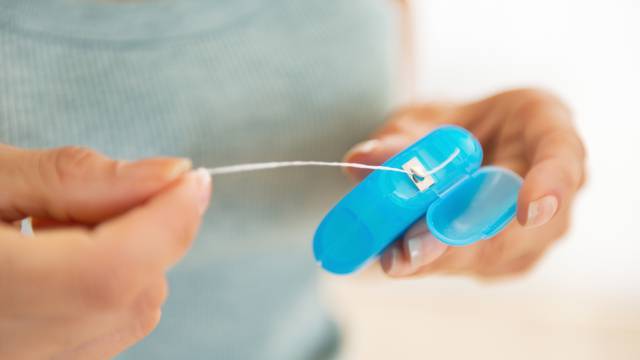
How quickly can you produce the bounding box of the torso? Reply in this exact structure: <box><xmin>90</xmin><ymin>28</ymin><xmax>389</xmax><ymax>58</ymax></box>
<box><xmin>0</xmin><ymin>0</ymin><xmax>398</xmax><ymax>358</ymax></box>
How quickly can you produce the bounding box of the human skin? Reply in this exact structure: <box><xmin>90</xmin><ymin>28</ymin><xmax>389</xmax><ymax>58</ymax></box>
<box><xmin>344</xmin><ymin>88</ymin><xmax>586</xmax><ymax>279</ymax></box>
<box><xmin>0</xmin><ymin>2</ymin><xmax>585</xmax><ymax>359</ymax></box>
<box><xmin>0</xmin><ymin>146</ymin><xmax>211</xmax><ymax>359</ymax></box>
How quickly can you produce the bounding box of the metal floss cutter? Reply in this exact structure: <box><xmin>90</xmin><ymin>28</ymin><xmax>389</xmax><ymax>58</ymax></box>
<box><xmin>313</xmin><ymin>125</ymin><xmax>523</xmax><ymax>275</ymax></box>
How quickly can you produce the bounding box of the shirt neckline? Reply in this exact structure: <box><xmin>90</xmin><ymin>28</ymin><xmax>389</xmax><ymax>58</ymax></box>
<box><xmin>0</xmin><ymin>0</ymin><xmax>267</xmax><ymax>43</ymax></box>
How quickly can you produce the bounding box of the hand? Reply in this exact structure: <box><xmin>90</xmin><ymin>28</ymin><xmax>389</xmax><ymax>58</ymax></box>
<box><xmin>344</xmin><ymin>89</ymin><xmax>586</xmax><ymax>279</ymax></box>
<box><xmin>0</xmin><ymin>145</ymin><xmax>212</xmax><ymax>359</ymax></box>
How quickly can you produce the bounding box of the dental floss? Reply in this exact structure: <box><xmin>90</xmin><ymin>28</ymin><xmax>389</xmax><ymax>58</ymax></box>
<box><xmin>205</xmin><ymin>161</ymin><xmax>407</xmax><ymax>176</ymax></box>
<box><xmin>204</xmin><ymin>148</ymin><xmax>460</xmax><ymax>179</ymax></box>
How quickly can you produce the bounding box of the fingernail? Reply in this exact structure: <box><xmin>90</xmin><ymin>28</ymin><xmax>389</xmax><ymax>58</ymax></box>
<box><xmin>380</xmin><ymin>246</ymin><xmax>400</xmax><ymax>274</ymax></box>
<box><xmin>119</xmin><ymin>158</ymin><xmax>192</xmax><ymax>181</ymax></box>
<box><xmin>404</xmin><ymin>226</ymin><xmax>447</xmax><ymax>269</ymax></box>
<box><xmin>167</xmin><ymin>158</ymin><xmax>193</xmax><ymax>179</ymax></box>
<box><xmin>191</xmin><ymin>168</ymin><xmax>212</xmax><ymax>214</ymax></box>
<box><xmin>345</xmin><ymin>139</ymin><xmax>380</xmax><ymax>159</ymax></box>
<box><xmin>526</xmin><ymin>195</ymin><xmax>558</xmax><ymax>228</ymax></box>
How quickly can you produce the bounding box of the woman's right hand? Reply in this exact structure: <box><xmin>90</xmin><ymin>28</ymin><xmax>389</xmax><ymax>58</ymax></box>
<box><xmin>0</xmin><ymin>145</ymin><xmax>211</xmax><ymax>359</ymax></box>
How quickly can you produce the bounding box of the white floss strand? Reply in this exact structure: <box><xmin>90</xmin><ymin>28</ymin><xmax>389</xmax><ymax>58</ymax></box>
<box><xmin>425</xmin><ymin>148</ymin><xmax>460</xmax><ymax>174</ymax></box>
<box><xmin>205</xmin><ymin>148</ymin><xmax>460</xmax><ymax>177</ymax></box>
<box><xmin>206</xmin><ymin>161</ymin><xmax>406</xmax><ymax>175</ymax></box>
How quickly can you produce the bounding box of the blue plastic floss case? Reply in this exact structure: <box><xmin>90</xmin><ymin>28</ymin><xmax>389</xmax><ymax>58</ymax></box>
<box><xmin>313</xmin><ymin>125</ymin><xmax>523</xmax><ymax>275</ymax></box>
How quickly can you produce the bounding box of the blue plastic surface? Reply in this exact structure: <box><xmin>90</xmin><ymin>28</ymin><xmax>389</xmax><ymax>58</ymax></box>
<box><xmin>313</xmin><ymin>126</ymin><xmax>523</xmax><ymax>275</ymax></box>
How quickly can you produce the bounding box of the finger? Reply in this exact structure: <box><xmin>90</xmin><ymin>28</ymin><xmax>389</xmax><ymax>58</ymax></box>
<box><xmin>343</xmin><ymin>135</ymin><xmax>413</xmax><ymax>180</ymax></box>
<box><xmin>0</xmin><ymin>224</ymin><xmax>94</xmax><ymax>315</ymax></box>
<box><xmin>475</xmin><ymin>245</ymin><xmax>549</xmax><ymax>279</ymax></box>
<box><xmin>380</xmin><ymin>221</ymin><xmax>448</xmax><ymax>277</ymax></box>
<box><xmin>58</xmin><ymin>280</ymin><xmax>167</xmax><ymax>360</ymax></box>
<box><xmin>0</xmin><ymin>170</ymin><xmax>211</xmax><ymax>315</ymax></box>
<box><xmin>343</xmin><ymin>109</ymin><xmax>442</xmax><ymax>180</ymax></box>
<box><xmin>511</xmin><ymin>93</ymin><xmax>586</xmax><ymax>227</ymax></box>
<box><xmin>460</xmin><ymin>89</ymin><xmax>585</xmax><ymax>227</ymax></box>
<box><xmin>94</xmin><ymin>168</ymin><xmax>212</xmax><ymax>272</ymax></box>
<box><xmin>0</xmin><ymin>145</ymin><xmax>192</xmax><ymax>223</ymax></box>
<box><xmin>30</xmin><ymin>217</ymin><xmax>84</xmax><ymax>230</ymax></box>
<box><xmin>380</xmin><ymin>242</ymin><xmax>411</xmax><ymax>276</ymax></box>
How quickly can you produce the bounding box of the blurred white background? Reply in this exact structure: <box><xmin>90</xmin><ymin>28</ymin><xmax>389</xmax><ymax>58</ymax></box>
<box><xmin>329</xmin><ymin>1</ymin><xmax>640</xmax><ymax>359</ymax></box>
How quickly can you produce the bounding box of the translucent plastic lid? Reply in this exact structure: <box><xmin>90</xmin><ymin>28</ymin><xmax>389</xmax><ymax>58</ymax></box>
<box><xmin>427</xmin><ymin>166</ymin><xmax>522</xmax><ymax>246</ymax></box>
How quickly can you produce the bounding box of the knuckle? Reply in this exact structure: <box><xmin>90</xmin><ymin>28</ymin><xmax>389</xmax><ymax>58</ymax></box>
<box><xmin>475</xmin><ymin>239</ymin><xmax>508</xmax><ymax>270</ymax></box>
<box><xmin>505</xmin><ymin>252</ymin><xmax>545</xmax><ymax>276</ymax></box>
<box><xmin>508</xmin><ymin>88</ymin><xmax>571</xmax><ymax>120</ymax></box>
<box><xmin>516</xmin><ymin>94</ymin><xmax>552</xmax><ymax>118</ymax></box>
<box><xmin>388</xmin><ymin>104</ymin><xmax>424</xmax><ymax>121</ymax></box>
<box><xmin>474</xmin><ymin>253</ymin><xmax>541</xmax><ymax>280</ymax></box>
<box><xmin>552</xmin><ymin>224</ymin><xmax>569</xmax><ymax>241</ymax></box>
<box><xmin>545</xmin><ymin>128</ymin><xmax>586</xmax><ymax>159</ymax></box>
<box><xmin>474</xmin><ymin>270</ymin><xmax>510</xmax><ymax>281</ymax></box>
<box><xmin>170</xmin><ymin>219</ymin><xmax>198</xmax><ymax>256</ymax></box>
<box><xmin>511</xmin><ymin>87</ymin><xmax>558</xmax><ymax>103</ymax></box>
<box><xmin>548</xmin><ymin>214</ymin><xmax>572</xmax><ymax>240</ymax></box>
<box><xmin>131</xmin><ymin>307</ymin><xmax>162</xmax><ymax>340</ymax></box>
<box><xmin>45</xmin><ymin>146</ymin><xmax>102</xmax><ymax>186</ymax></box>
<box><xmin>134</xmin><ymin>280</ymin><xmax>168</xmax><ymax>314</ymax></box>
<box><xmin>382</xmin><ymin>112</ymin><xmax>416</xmax><ymax>134</ymax></box>
<box><xmin>534</xmin><ymin>130</ymin><xmax>586</xmax><ymax>189</ymax></box>
<box><xmin>384</xmin><ymin>104</ymin><xmax>448</xmax><ymax>134</ymax></box>
<box><xmin>129</xmin><ymin>281</ymin><xmax>167</xmax><ymax>338</ymax></box>
<box><xmin>77</xmin><ymin>255</ymin><xmax>142</xmax><ymax>309</ymax></box>
<box><xmin>550</xmin><ymin>156</ymin><xmax>584</xmax><ymax>191</ymax></box>
<box><xmin>425</xmin><ymin>246</ymin><xmax>474</xmax><ymax>275</ymax></box>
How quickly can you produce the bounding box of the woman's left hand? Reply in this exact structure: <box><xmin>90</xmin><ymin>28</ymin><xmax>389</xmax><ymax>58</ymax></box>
<box><xmin>344</xmin><ymin>88</ymin><xmax>586</xmax><ymax>279</ymax></box>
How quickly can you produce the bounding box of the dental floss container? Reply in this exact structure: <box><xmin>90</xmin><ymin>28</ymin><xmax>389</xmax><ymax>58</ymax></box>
<box><xmin>313</xmin><ymin>125</ymin><xmax>522</xmax><ymax>275</ymax></box>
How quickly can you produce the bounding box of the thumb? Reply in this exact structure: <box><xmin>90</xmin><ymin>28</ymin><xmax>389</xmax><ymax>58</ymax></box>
<box><xmin>0</xmin><ymin>145</ymin><xmax>191</xmax><ymax>223</ymax></box>
<box><xmin>343</xmin><ymin>110</ymin><xmax>441</xmax><ymax>181</ymax></box>
<box><xmin>95</xmin><ymin>168</ymin><xmax>212</xmax><ymax>272</ymax></box>
<box><xmin>343</xmin><ymin>135</ymin><xmax>413</xmax><ymax>181</ymax></box>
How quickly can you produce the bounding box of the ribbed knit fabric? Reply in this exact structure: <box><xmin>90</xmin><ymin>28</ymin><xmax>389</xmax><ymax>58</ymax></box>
<box><xmin>0</xmin><ymin>1</ymin><xmax>398</xmax><ymax>358</ymax></box>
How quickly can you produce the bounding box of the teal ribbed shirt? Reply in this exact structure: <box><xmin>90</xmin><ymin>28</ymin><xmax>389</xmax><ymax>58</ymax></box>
<box><xmin>0</xmin><ymin>0</ymin><xmax>398</xmax><ymax>358</ymax></box>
